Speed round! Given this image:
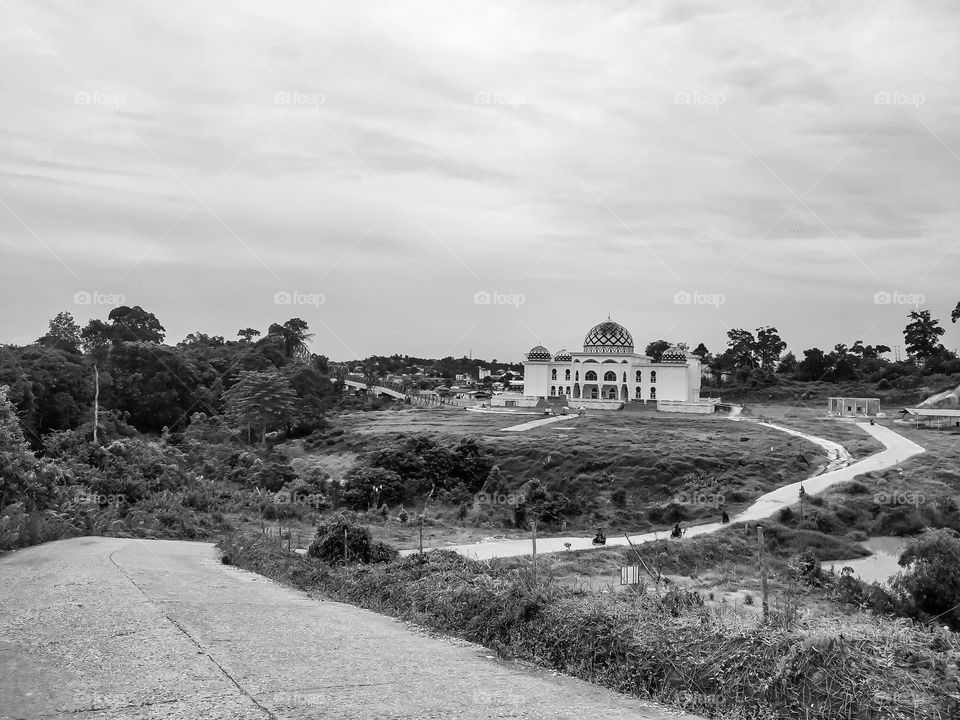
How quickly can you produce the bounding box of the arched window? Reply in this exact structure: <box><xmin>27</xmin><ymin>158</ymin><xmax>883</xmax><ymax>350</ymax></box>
<box><xmin>635</xmin><ymin>387</ymin><xmax>642</xmax><ymax>399</ymax></box>
<box><xmin>650</xmin><ymin>370</ymin><xmax>657</xmax><ymax>384</ymax></box>
<box><xmin>603</xmin><ymin>371</ymin><xmax>616</xmax><ymax>382</ymax></box>
<box><xmin>622</xmin><ymin>371</ymin><xmax>627</xmax><ymax>382</ymax></box>
<box><xmin>551</xmin><ymin>386</ymin><xmax>556</xmax><ymax>396</ymax></box>
<box><xmin>635</xmin><ymin>370</ymin><xmax>642</xmax><ymax>383</ymax></box>
<box><xmin>585</xmin><ymin>370</ymin><xmax>597</xmax><ymax>381</ymax></box>
<box><xmin>575</xmin><ymin>371</ymin><xmax>579</xmax><ymax>381</ymax></box>
<box><xmin>551</xmin><ymin>368</ymin><xmax>557</xmax><ymax>380</ymax></box>
<box><xmin>650</xmin><ymin>387</ymin><xmax>657</xmax><ymax>399</ymax></box>
<box><xmin>565</xmin><ymin>369</ymin><xmax>571</xmax><ymax>380</ymax></box>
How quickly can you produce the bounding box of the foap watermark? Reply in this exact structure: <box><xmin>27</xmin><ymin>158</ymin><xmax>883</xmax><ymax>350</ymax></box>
<box><xmin>74</xmin><ymin>90</ymin><xmax>125</xmax><ymax>109</ymax></box>
<box><xmin>273</xmin><ymin>491</ymin><xmax>325</xmax><ymax>509</ymax></box>
<box><xmin>473</xmin><ymin>290</ymin><xmax>525</xmax><ymax>308</ymax></box>
<box><xmin>273</xmin><ymin>90</ymin><xmax>325</xmax><ymax>108</ymax></box>
<box><xmin>674</xmin><ymin>290</ymin><xmax>725</xmax><ymax>308</ymax></box>
<box><xmin>473</xmin><ymin>90</ymin><xmax>526</xmax><ymax>107</ymax></box>
<box><xmin>472</xmin><ymin>688</ymin><xmax>526</xmax><ymax>707</ymax></box>
<box><xmin>873</xmin><ymin>290</ymin><xmax>925</xmax><ymax>306</ymax></box>
<box><xmin>475</xmin><ymin>491</ymin><xmax>525</xmax><ymax>507</ymax></box>
<box><xmin>874</xmin><ymin>491</ymin><xmax>926</xmax><ymax>507</ymax></box>
<box><xmin>674</xmin><ymin>491</ymin><xmax>725</xmax><ymax>509</ymax></box>
<box><xmin>674</xmin><ymin>90</ymin><xmax>725</xmax><ymax>109</ymax></box>
<box><xmin>76</xmin><ymin>491</ymin><xmax>127</xmax><ymax>507</ymax></box>
<box><xmin>74</xmin><ymin>291</ymin><xmax>125</xmax><ymax>306</ymax></box>
<box><xmin>274</xmin><ymin>290</ymin><xmax>325</xmax><ymax>307</ymax></box>
<box><xmin>874</xmin><ymin>91</ymin><xmax>925</xmax><ymax>108</ymax></box>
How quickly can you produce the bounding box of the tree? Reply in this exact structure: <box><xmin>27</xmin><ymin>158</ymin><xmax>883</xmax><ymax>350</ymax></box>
<box><xmin>903</xmin><ymin>310</ymin><xmax>945</xmax><ymax>360</ymax></box>
<box><xmin>645</xmin><ymin>340</ymin><xmax>671</xmax><ymax>362</ymax></box>
<box><xmin>726</xmin><ymin>329</ymin><xmax>757</xmax><ymax>369</ymax></box>
<box><xmin>795</xmin><ymin>347</ymin><xmax>829</xmax><ymax>381</ymax></box>
<box><xmin>264</xmin><ymin>319</ymin><xmax>314</xmax><ymax>362</ymax></box>
<box><xmin>222</xmin><ymin>370</ymin><xmax>298</xmax><ymax>442</ymax></box>
<box><xmin>692</xmin><ymin>342</ymin><xmax>709</xmax><ymax>359</ymax></box>
<box><xmin>893</xmin><ymin>529</ymin><xmax>960</xmax><ymax>630</ymax></box>
<box><xmin>107</xmin><ymin>306</ymin><xmax>166</xmax><ymax>343</ymax></box>
<box><xmin>0</xmin><ymin>386</ymin><xmax>56</xmax><ymax>510</ymax></box>
<box><xmin>107</xmin><ymin>343</ymin><xmax>201</xmax><ymax>432</ymax></box>
<box><xmin>237</xmin><ymin>328</ymin><xmax>261</xmax><ymax>344</ymax></box>
<box><xmin>754</xmin><ymin>326</ymin><xmax>786</xmax><ymax>370</ymax></box>
<box><xmin>776</xmin><ymin>352</ymin><xmax>797</xmax><ymax>374</ymax></box>
<box><xmin>37</xmin><ymin>311</ymin><xmax>82</xmax><ymax>354</ymax></box>
<box><xmin>953</xmin><ymin>302</ymin><xmax>960</xmax><ymax>324</ymax></box>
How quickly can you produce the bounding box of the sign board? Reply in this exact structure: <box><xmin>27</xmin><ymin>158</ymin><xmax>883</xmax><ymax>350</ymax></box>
<box><xmin>620</xmin><ymin>566</ymin><xmax>643</xmax><ymax>586</ymax></box>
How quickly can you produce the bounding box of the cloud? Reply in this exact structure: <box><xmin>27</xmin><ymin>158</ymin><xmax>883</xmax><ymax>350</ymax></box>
<box><xmin>0</xmin><ymin>0</ymin><xmax>958</xmax><ymax>358</ymax></box>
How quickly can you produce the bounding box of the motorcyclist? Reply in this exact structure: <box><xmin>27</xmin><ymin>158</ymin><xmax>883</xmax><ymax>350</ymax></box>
<box><xmin>670</xmin><ymin>522</ymin><xmax>683</xmax><ymax>539</ymax></box>
<box><xmin>592</xmin><ymin>527</ymin><xmax>606</xmax><ymax>544</ymax></box>
<box><xmin>721</xmin><ymin>509</ymin><xmax>730</xmax><ymax>524</ymax></box>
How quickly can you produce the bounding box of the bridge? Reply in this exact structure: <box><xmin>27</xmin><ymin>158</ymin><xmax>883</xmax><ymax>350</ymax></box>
<box><xmin>333</xmin><ymin>370</ymin><xmax>442</xmax><ymax>407</ymax></box>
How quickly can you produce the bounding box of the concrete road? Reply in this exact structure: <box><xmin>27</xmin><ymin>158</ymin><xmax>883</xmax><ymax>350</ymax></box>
<box><xmin>0</xmin><ymin>537</ymin><xmax>701</xmax><ymax>720</ymax></box>
<box><xmin>427</xmin><ymin>422</ymin><xmax>924</xmax><ymax>560</ymax></box>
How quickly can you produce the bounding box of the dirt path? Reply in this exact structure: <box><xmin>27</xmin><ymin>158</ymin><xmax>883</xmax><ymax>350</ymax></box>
<box><xmin>0</xmin><ymin>537</ymin><xmax>701</xmax><ymax>720</ymax></box>
<box><xmin>424</xmin><ymin>422</ymin><xmax>924</xmax><ymax>560</ymax></box>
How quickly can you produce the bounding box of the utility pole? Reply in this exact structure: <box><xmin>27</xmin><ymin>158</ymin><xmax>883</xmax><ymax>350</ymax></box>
<box><xmin>798</xmin><ymin>484</ymin><xmax>805</xmax><ymax>521</ymax></box>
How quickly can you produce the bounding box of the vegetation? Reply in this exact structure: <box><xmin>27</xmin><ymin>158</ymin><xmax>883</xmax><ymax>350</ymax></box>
<box><xmin>219</xmin><ymin>531</ymin><xmax>960</xmax><ymax>720</ymax></box>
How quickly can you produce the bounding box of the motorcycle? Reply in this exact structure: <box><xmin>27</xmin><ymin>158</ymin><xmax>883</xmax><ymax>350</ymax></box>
<box><xmin>592</xmin><ymin>533</ymin><xmax>607</xmax><ymax>545</ymax></box>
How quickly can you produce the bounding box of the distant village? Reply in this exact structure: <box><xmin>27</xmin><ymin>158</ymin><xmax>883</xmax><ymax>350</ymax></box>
<box><xmin>330</xmin><ymin>360</ymin><xmax>527</xmax><ymax>402</ymax></box>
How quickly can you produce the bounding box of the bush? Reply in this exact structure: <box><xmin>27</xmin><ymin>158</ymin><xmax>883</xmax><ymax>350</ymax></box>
<box><xmin>306</xmin><ymin>514</ymin><xmax>398</xmax><ymax>564</ymax></box>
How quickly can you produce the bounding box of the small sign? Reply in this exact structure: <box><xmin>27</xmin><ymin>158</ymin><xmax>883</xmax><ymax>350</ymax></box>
<box><xmin>620</xmin><ymin>566</ymin><xmax>643</xmax><ymax>585</ymax></box>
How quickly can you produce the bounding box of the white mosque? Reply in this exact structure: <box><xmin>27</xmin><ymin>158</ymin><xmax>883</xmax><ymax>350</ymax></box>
<box><xmin>498</xmin><ymin>318</ymin><xmax>713</xmax><ymax>412</ymax></box>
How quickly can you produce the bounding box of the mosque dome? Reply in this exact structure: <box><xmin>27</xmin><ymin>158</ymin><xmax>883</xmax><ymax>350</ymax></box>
<box><xmin>525</xmin><ymin>345</ymin><xmax>552</xmax><ymax>361</ymax></box>
<box><xmin>583</xmin><ymin>320</ymin><xmax>634</xmax><ymax>354</ymax></box>
<box><xmin>661</xmin><ymin>345</ymin><xmax>688</xmax><ymax>363</ymax></box>
<box><xmin>553</xmin><ymin>348</ymin><xmax>572</xmax><ymax>361</ymax></box>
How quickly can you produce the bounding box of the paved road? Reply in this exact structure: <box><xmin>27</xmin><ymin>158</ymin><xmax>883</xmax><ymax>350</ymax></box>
<box><xmin>0</xmin><ymin>537</ymin><xmax>701</xmax><ymax>720</ymax></box>
<box><xmin>426</xmin><ymin>422</ymin><xmax>924</xmax><ymax>560</ymax></box>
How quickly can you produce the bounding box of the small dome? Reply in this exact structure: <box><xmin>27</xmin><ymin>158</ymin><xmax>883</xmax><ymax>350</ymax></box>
<box><xmin>525</xmin><ymin>344</ymin><xmax>552</xmax><ymax>361</ymax></box>
<box><xmin>583</xmin><ymin>320</ymin><xmax>634</xmax><ymax>354</ymax></box>
<box><xmin>554</xmin><ymin>348</ymin><xmax>572</xmax><ymax>361</ymax></box>
<box><xmin>661</xmin><ymin>346</ymin><xmax>688</xmax><ymax>363</ymax></box>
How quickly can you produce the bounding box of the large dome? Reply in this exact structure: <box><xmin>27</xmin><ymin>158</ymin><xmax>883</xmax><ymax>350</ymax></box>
<box><xmin>583</xmin><ymin>320</ymin><xmax>634</xmax><ymax>354</ymax></box>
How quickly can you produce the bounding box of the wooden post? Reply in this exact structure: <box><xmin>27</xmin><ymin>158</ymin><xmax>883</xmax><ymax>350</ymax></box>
<box><xmin>418</xmin><ymin>520</ymin><xmax>423</xmax><ymax>555</ymax></box>
<box><xmin>758</xmin><ymin>526</ymin><xmax>769</xmax><ymax>621</ymax></box>
<box><xmin>531</xmin><ymin>518</ymin><xmax>538</xmax><ymax>580</ymax></box>
<box><xmin>343</xmin><ymin>527</ymin><xmax>348</xmax><ymax>564</ymax></box>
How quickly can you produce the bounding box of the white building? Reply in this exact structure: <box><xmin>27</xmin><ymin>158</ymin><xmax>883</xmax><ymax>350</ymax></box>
<box><xmin>507</xmin><ymin>318</ymin><xmax>708</xmax><ymax>411</ymax></box>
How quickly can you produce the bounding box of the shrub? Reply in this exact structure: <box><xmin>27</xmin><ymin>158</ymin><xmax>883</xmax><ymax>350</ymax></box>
<box><xmin>306</xmin><ymin>514</ymin><xmax>398</xmax><ymax>564</ymax></box>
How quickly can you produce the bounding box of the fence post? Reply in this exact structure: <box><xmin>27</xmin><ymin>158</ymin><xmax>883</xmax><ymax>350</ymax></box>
<box><xmin>531</xmin><ymin>518</ymin><xmax>538</xmax><ymax>581</ymax></box>
<box><xmin>758</xmin><ymin>525</ymin><xmax>769</xmax><ymax>621</ymax></box>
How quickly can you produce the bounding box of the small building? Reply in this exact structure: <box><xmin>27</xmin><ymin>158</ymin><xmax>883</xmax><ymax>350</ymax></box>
<box><xmin>900</xmin><ymin>408</ymin><xmax>960</xmax><ymax>429</ymax></box>
<box><xmin>828</xmin><ymin>397</ymin><xmax>880</xmax><ymax>417</ymax></box>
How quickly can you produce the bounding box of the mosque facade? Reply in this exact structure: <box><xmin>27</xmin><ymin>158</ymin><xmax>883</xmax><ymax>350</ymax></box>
<box><xmin>519</xmin><ymin>319</ymin><xmax>704</xmax><ymax>407</ymax></box>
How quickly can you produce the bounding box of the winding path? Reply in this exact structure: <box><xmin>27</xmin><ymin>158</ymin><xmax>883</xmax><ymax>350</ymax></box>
<box><xmin>422</xmin><ymin>421</ymin><xmax>925</xmax><ymax>561</ymax></box>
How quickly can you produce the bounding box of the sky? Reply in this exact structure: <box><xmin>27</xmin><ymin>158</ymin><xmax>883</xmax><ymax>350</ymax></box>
<box><xmin>1</xmin><ymin>0</ymin><xmax>959</xmax><ymax>362</ymax></box>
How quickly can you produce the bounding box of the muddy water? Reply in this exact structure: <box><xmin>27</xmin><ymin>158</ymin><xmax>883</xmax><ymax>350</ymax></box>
<box><xmin>821</xmin><ymin>536</ymin><xmax>909</xmax><ymax>584</ymax></box>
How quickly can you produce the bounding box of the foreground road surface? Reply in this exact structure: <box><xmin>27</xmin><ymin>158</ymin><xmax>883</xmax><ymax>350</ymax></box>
<box><xmin>431</xmin><ymin>421</ymin><xmax>924</xmax><ymax>560</ymax></box>
<box><xmin>0</xmin><ymin>537</ymin><xmax>700</xmax><ymax>720</ymax></box>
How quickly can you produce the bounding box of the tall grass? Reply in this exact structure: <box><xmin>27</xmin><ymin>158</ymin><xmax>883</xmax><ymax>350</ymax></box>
<box><xmin>219</xmin><ymin>531</ymin><xmax>959</xmax><ymax>720</ymax></box>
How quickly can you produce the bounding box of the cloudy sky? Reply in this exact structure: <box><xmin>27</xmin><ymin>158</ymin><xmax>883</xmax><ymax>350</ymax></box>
<box><xmin>2</xmin><ymin>0</ymin><xmax>959</xmax><ymax>361</ymax></box>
